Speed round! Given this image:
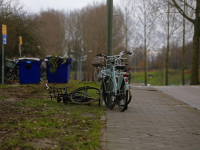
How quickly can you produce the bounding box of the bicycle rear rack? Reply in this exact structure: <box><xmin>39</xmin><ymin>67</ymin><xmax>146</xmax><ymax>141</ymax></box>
<box><xmin>48</xmin><ymin>87</ymin><xmax>67</xmax><ymax>102</ymax></box>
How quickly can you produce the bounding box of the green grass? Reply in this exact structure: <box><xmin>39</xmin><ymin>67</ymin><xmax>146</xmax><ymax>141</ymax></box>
<box><xmin>130</xmin><ymin>69</ymin><xmax>195</xmax><ymax>86</ymax></box>
<box><xmin>0</xmin><ymin>96</ymin><xmax>6</xmax><ymax>101</ymax></box>
<box><xmin>0</xmin><ymin>80</ymin><xmax>104</xmax><ymax>150</ymax></box>
<box><xmin>0</xmin><ymin>84</ymin><xmax>12</xmax><ymax>88</ymax></box>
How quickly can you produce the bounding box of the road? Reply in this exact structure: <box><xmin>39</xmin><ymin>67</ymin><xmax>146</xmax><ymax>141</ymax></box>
<box><xmin>153</xmin><ymin>85</ymin><xmax>200</xmax><ymax>111</ymax></box>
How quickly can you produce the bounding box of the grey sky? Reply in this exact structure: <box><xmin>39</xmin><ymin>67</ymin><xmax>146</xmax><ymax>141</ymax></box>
<box><xmin>19</xmin><ymin>0</ymin><xmax>121</xmax><ymax>13</ymax></box>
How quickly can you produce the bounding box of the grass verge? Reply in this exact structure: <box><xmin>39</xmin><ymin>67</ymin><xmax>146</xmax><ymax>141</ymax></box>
<box><xmin>0</xmin><ymin>80</ymin><xmax>104</xmax><ymax>150</ymax></box>
<box><xmin>130</xmin><ymin>69</ymin><xmax>196</xmax><ymax>86</ymax></box>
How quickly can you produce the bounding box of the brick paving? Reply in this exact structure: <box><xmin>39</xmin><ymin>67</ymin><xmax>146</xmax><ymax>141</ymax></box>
<box><xmin>101</xmin><ymin>86</ymin><xmax>200</xmax><ymax>150</ymax></box>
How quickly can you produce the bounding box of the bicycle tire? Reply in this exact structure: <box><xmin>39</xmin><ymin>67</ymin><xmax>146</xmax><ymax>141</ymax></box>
<box><xmin>127</xmin><ymin>89</ymin><xmax>132</xmax><ymax>105</ymax></box>
<box><xmin>8</xmin><ymin>72</ymin><xmax>15</xmax><ymax>80</ymax></box>
<box><xmin>70</xmin><ymin>86</ymin><xmax>102</xmax><ymax>105</ymax></box>
<box><xmin>118</xmin><ymin>80</ymin><xmax>128</xmax><ymax>112</ymax></box>
<box><xmin>128</xmin><ymin>70</ymin><xmax>131</xmax><ymax>84</ymax></box>
<box><xmin>99</xmin><ymin>83</ymin><xmax>104</xmax><ymax>106</ymax></box>
<box><xmin>93</xmin><ymin>68</ymin><xmax>102</xmax><ymax>85</ymax></box>
<box><xmin>104</xmin><ymin>79</ymin><xmax>115</xmax><ymax>110</ymax></box>
<box><xmin>7</xmin><ymin>70</ymin><xmax>18</xmax><ymax>80</ymax></box>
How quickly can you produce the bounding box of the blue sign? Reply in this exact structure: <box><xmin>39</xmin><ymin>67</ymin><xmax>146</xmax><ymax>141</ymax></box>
<box><xmin>2</xmin><ymin>34</ymin><xmax>7</xmax><ymax>44</ymax></box>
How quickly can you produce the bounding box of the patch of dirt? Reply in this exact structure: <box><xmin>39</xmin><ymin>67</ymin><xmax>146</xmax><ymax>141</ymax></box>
<box><xmin>4</xmin><ymin>97</ymin><xmax>19</xmax><ymax>102</ymax></box>
<box><xmin>28</xmin><ymin>138</ymin><xmax>59</xmax><ymax>149</ymax></box>
<box><xmin>0</xmin><ymin>82</ymin><xmax>52</xmax><ymax>148</ymax></box>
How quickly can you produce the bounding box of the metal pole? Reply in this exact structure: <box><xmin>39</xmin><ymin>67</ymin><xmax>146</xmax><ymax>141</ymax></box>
<box><xmin>107</xmin><ymin>0</ymin><xmax>113</xmax><ymax>56</ymax></box>
<box><xmin>19</xmin><ymin>44</ymin><xmax>21</xmax><ymax>57</ymax></box>
<box><xmin>2</xmin><ymin>44</ymin><xmax>4</xmax><ymax>84</ymax></box>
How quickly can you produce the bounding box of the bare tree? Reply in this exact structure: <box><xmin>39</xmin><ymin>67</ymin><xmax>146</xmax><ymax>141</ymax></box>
<box><xmin>0</xmin><ymin>0</ymin><xmax>40</xmax><ymax>57</ymax></box>
<box><xmin>119</xmin><ymin>0</ymin><xmax>134</xmax><ymax>53</ymax></box>
<box><xmin>65</xmin><ymin>2</ymin><xmax>125</xmax><ymax>80</ymax></box>
<box><xmin>35</xmin><ymin>9</ymin><xmax>67</xmax><ymax>56</ymax></box>
<box><xmin>166</xmin><ymin>0</ymin><xmax>199</xmax><ymax>85</ymax></box>
<box><xmin>134</xmin><ymin>0</ymin><xmax>159</xmax><ymax>85</ymax></box>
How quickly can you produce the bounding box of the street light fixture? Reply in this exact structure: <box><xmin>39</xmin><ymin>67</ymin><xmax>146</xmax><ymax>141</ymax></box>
<box><xmin>70</xmin><ymin>50</ymin><xmax>92</xmax><ymax>81</ymax></box>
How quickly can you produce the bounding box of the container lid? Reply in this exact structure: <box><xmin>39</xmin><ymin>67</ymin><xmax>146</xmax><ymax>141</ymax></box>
<box><xmin>46</xmin><ymin>55</ymin><xmax>52</xmax><ymax>59</ymax></box>
<box><xmin>46</xmin><ymin>55</ymin><xmax>63</xmax><ymax>59</ymax></box>
<box><xmin>18</xmin><ymin>58</ymin><xmax>41</xmax><ymax>62</ymax></box>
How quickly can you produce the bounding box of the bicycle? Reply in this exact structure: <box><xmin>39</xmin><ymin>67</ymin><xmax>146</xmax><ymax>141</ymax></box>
<box><xmin>40</xmin><ymin>62</ymin><xmax>47</xmax><ymax>81</ymax></box>
<box><xmin>46</xmin><ymin>81</ymin><xmax>102</xmax><ymax>105</ymax></box>
<box><xmin>92</xmin><ymin>57</ymin><xmax>105</xmax><ymax>85</ymax></box>
<box><xmin>98</xmin><ymin>51</ymin><xmax>132</xmax><ymax>112</ymax></box>
<box><xmin>117</xmin><ymin>51</ymin><xmax>132</xmax><ymax>84</ymax></box>
<box><xmin>92</xmin><ymin>51</ymin><xmax>132</xmax><ymax>85</ymax></box>
<box><xmin>5</xmin><ymin>58</ymin><xmax>19</xmax><ymax>81</ymax></box>
<box><xmin>117</xmin><ymin>51</ymin><xmax>132</xmax><ymax>104</ymax></box>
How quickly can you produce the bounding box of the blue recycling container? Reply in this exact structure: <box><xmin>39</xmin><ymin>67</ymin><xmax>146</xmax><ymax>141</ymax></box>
<box><xmin>17</xmin><ymin>58</ymin><xmax>41</xmax><ymax>84</ymax></box>
<box><xmin>45</xmin><ymin>56</ymin><xmax>71</xmax><ymax>83</ymax></box>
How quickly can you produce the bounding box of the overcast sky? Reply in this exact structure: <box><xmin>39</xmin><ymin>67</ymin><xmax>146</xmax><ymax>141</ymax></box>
<box><xmin>19</xmin><ymin>0</ymin><xmax>121</xmax><ymax>13</ymax></box>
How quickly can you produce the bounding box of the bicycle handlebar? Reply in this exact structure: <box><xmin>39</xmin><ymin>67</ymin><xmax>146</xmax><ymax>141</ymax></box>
<box><xmin>96</xmin><ymin>51</ymin><xmax>132</xmax><ymax>61</ymax></box>
<box><xmin>119</xmin><ymin>51</ymin><xmax>132</xmax><ymax>57</ymax></box>
<box><xmin>96</xmin><ymin>53</ymin><xmax>106</xmax><ymax>57</ymax></box>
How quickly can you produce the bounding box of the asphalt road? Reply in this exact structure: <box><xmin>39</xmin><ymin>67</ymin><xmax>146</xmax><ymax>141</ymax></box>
<box><xmin>153</xmin><ymin>85</ymin><xmax>200</xmax><ymax>111</ymax></box>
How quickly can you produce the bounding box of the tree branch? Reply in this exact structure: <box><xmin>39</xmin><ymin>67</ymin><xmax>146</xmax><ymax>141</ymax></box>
<box><xmin>166</xmin><ymin>0</ymin><xmax>195</xmax><ymax>23</ymax></box>
<box><xmin>178</xmin><ymin>0</ymin><xmax>196</xmax><ymax>11</ymax></box>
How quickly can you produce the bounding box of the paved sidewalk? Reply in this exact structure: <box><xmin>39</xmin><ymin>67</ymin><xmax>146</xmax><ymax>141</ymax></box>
<box><xmin>154</xmin><ymin>86</ymin><xmax>200</xmax><ymax>110</ymax></box>
<box><xmin>101</xmin><ymin>86</ymin><xmax>200</xmax><ymax>150</ymax></box>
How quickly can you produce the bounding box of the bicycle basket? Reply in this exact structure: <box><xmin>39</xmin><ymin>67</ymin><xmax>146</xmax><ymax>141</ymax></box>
<box><xmin>92</xmin><ymin>57</ymin><xmax>104</xmax><ymax>67</ymax></box>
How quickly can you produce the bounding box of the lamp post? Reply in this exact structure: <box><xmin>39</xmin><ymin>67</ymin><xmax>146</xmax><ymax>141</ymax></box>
<box><xmin>70</xmin><ymin>50</ymin><xmax>92</xmax><ymax>81</ymax></box>
<box><xmin>107</xmin><ymin>0</ymin><xmax>113</xmax><ymax>56</ymax></box>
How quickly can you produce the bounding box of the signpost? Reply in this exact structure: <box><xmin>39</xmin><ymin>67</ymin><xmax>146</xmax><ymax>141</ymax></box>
<box><xmin>2</xmin><ymin>24</ymin><xmax>7</xmax><ymax>84</ymax></box>
<box><xmin>2</xmin><ymin>34</ymin><xmax>7</xmax><ymax>44</ymax></box>
<box><xmin>19</xmin><ymin>36</ymin><xmax>22</xmax><ymax>57</ymax></box>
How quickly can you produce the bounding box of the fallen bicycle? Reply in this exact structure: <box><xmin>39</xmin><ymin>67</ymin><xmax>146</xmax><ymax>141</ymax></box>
<box><xmin>46</xmin><ymin>83</ymin><xmax>102</xmax><ymax>105</ymax></box>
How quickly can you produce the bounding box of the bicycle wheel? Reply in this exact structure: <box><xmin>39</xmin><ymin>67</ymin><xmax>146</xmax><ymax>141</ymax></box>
<box><xmin>127</xmin><ymin>89</ymin><xmax>132</xmax><ymax>105</ymax></box>
<box><xmin>99</xmin><ymin>83</ymin><xmax>104</xmax><ymax>106</ymax></box>
<box><xmin>128</xmin><ymin>70</ymin><xmax>131</xmax><ymax>84</ymax></box>
<box><xmin>118</xmin><ymin>80</ymin><xmax>128</xmax><ymax>112</ymax></box>
<box><xmin>104</xmin><ymin>79</ymin><xmax>115</xmax><ymax>110</ymax></box>
<box><xmin>93</xmin><ymin>68</ymin><xmax>102</xmax><ymax>85</ymax></box>
<box><xmin>7</xmin><ymin>69</ymin><xmax>18</xmax><ymax>80</ymax></box>
<box><xmin>70</xmin><ymin>86</ymin><xmax>102</xmax><ymax>105</ymax></box>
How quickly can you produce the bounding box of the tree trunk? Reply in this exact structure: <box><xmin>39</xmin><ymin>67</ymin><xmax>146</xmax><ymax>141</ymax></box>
<box><xmin>182</xmin><ymin>0</ymin><xmax>186</xmax><ymax>85</ymax></box>
<box><xmin>165</xmin><ymin>4</ymin><xmax>170</xmax><ymax>86</ymax></box>
<box><xmin>190</xmin><ymin>0</ymin><xmax>200</xmax><ymax>85</ymax></box>
<box><xmin>144</xmin><ymin>9</ymin><xmax>147</xmax><ymax>86</ymax></box>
